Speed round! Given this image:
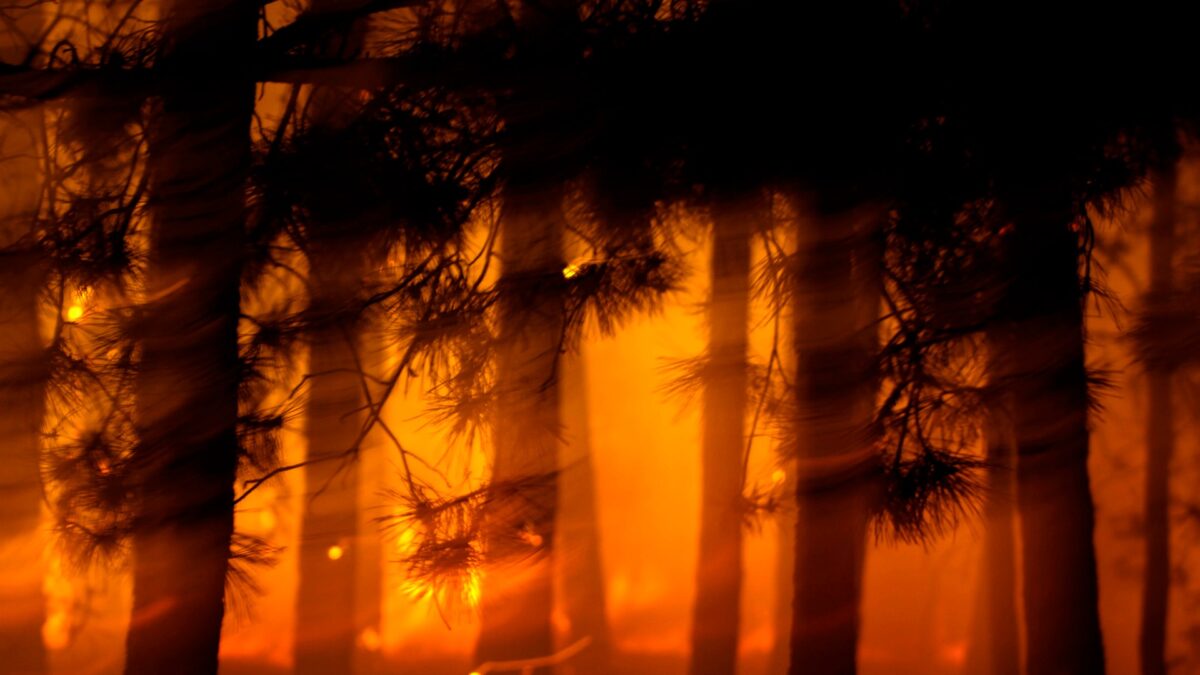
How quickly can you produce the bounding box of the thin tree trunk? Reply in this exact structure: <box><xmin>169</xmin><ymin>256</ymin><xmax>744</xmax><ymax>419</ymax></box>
<box><xmin>475</xmin><ymin>180</ymin><xmax>563</xmax><ymax>673</ymax></box>
<box><xmin>557</xmin><ymin>351</ymin><xmax>613</xmax><ymax>675</ymax></box>
<box><xmin>294</xmin><ymin>269</ymin><xmax>366</xmax><ymax>675</ymax></box>
<box><xmin>0</xmin><ymin>10</ymin><xmax>47</xmax><ymax>668</ymax></box>
<box><xmin>789</xmin><ymin>206</ymin><xmax>879</xmax><ymax>675</ymax></box>
<box><xmin>1139</xmin><ymin>165</ymin><xmax>1176</xmax><ymax>675</ymax></box>
<box><xmin>991</xmin><ymin>198</ymin><xmax>1106</xmax><ymax>675</ymax></box>
<box><xmin>768</xmin><ymin>457</ymin><xmax>796</xmax><ymax>675</ymax></box>
<box><xmin>124</xmin><ymin>2</ymin><xmax>255</xmax><ymax>673</ymax></box>
<box><xmin>965</xmin><ymin>400</ymin><xmax>1021</xmax><ymax>675</ymax></box>
<box><xmin>294</xmin><ymin>5</ymin><xmax>373</xmax><ymax>672</ymax></box>
<box><xmin>476</xmin><ymin>4</ymin><xmax>575</xmax><ymax>670</ymax></box>
<box><xmin>688</xmin><ymin>194</ymin><xmax>753</xmax><ymax>675</ymax></box>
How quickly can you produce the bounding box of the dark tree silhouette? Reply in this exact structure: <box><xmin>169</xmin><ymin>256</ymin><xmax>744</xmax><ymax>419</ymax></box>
<box><xmin>965</xmin><ymin>397</ymin><xmax>1020</xmax><ymax>675</ymax></box>
<box><xmin>1138</xmin><ymin>164</ymin><xmax>1179</xmax><ymax>675</ymax></box>
<box><xmin>474</xmin><ymin>167</ymin><xmax>565</xmax><ymax>675</ymax></box>
<box><xmin>7</xmin><ymin>4</ymin><xmax>1200</xmax><ymax>675</ymax></box>
<box><xmin>992</xmin><ymin>189</ymin><xmax>1106</xmax><ymax>675</ymax></box>
<box><xmin>0</xmin><ymin>6</ymin><xmax>47</xmax><ymax>673</ymax></box>
<box><xmin>290</xmin><ymin>5</ymin><xmax>376</xmax><ymax>673</ymax></box>
<box><xmin>474</xmin><ymin>3</ymin><xmax>575</xmax><ymax>671</ymax></box>
<box><xmin>789</xmin><ymin>204</ymin><xmax>881</xmax><ymax>675</ymax></box>
<box><xmin>123</xmin><ymin>2</ymin><xmax>256</xmax><ymax>673</ymax></box>
<box><xmin>688</xmin><ymin>192</ymin><xmax>755</xmax><ymax>675</ymax></box>
<box><xmin>557</xmin><ymin>352</ymin><xmax>613</xmax><ymax>675</ymax></box>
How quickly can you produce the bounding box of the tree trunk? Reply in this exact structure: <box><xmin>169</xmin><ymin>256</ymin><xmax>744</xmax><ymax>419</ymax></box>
<box><xmin>0</xmin><ymin>9</ymin><xmax>47</xmax><ymax>668</ymax></box>
<box><xmin>557</xmin><ymin>351</ymin><xmax>613</xmax><ymax>675</ymax></box>
<box><xmin>965</xmin><ymin>399</ymin><xmax>1021</xmax><ymax>675</ymax></box>
<box><xmin>124</xmin><ymin>2</ymin><xmax>255</xmax><ymax>673</ymax></box>
<box><xmin>788</xmin><ymin>206</ymin><xmax>879</xmax><ymax>675</ymax></box>
<box><xmin>475</xmin><ymin>4</ymin><xmax>576</xmax><ymax>670</ymax></box>
<box><xmin>294</xmin><ymin>5</ymin><xmax>374</xmax><ymax>672</ymax></box>
<box><xmin>991</xmin><ymin>198</ymin><xmax>1106</xmax><ymax>675</ymax></box>
<box><xmin>768</xmin><ymin>457</ymin><xmax>797</xmax><ymax>675</ymax></box>
<box><xmin>474</xmin><ymin>179</ymin><xmax>564</xmax><ymax>674</ymax></box>
<box><xmin>1139</xmin><ymin>165</ymin><xmax>1176</xmax><ymax>675</ymax></box>
<box><xmin>688</xmin><ymin>194</ymin><xmax>753</xmax><ymax>675</ymax></box>
<box><xmin>294</xmin><ymin>270</ymin><xmax>366</xmax><ymax>675</ymax></box>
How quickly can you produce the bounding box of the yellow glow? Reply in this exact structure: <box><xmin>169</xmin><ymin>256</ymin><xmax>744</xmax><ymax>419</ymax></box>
<box><xmin>42</xmin><ymin>557</ymin><xmax>73</xmax><ymax>651</ymax></box>
<box><xmin>518</xmin><ymin>522</ymin><xmax>544</xmax><ymax>549</ymax></box>
<box><xmin>469</xmin><ymin>671</ymin><xmax>483</xmax><ymax>675</ymax></box>
<box><xmin>65</xmin><ymin>304</ymin><xmax>84</xmax><ymax>322</ymax></box>
<box><xmin>42</xmin><ymin>610</ymin><xmax>70</xmax><ymax>650</ymax></box>
<box><xmin>401</xmin><ymin>577</ymin><xmax>429</xmax><ymax>600</ymax></box>
<box><xmin>771</xmin><ymin>468</ymin><xmax>786</xmax><ymax>487</ymax></box>
<box><xmin>396</xmin><ymin>527</ymin><xmax>418</xmax><ymax>555</ymax></box>
<box><xmin>257</xmin><ymin>510</ymin><xmax>277</xmax><ymax>532</ymax></box>
<box><xmin>358</xmin><ymin>626</ymin><xmax>382</xmax><ymax>652</ymax></box>
<box><xmin>326</xmin><ymin>545</ymin><xmax>344</xmax><ymax>561</ymax></box>
<box><xmin>562</xmin><ymin>262</ymin><xmax>582</xmax><ymax>279</ymax></box>
<box><xmin>464</xmin><ymin>568</ymin><xmax>481</xmax><ymax>607</ymax></box>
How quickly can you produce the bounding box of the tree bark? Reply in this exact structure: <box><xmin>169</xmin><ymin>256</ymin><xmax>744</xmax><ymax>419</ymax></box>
<box><xmin>475</xmin><ymin>4</ymin><xmax>576</xmax><ymax>671</ymax></box>
<box><xmin>768</xmin><ymin>457</ymin><xmax>797</xmax><ymax>675</ymax></box>
<box><xmin>991</xmin><ymin>198</ymin><xmax>1106</xmax><ymax>675</ymax></box>
<box><xmin>293</xmin><ymin>5</ymin><xmax>375</xmax><ymax>673</ymax></box>
<box><xmin>124</xmin><ymin>2</ymin><xmax>255</xmax><ymax>673</ymax></box>
<box><xmin>788</xmin><ymin>206</ymin><xmax>879</xmax><ymax>675</ymax></box>
<box><xmin>294</xmin><ymin>267</ymin><xmax>366</xmax><ymax>675</ymax></box>
<box><xmin>1139</xmin><ymin>165</ymin><xmax>1176</xmax><ymax>675</ymax></box>
<box><xmin>965</xmin><ymin>398</ymin><xmax>1021</xmax><ymax>675</ymax></box>
<box><xmin>474</xmin><ymin>180</ymin><xmax>564</xmax><ymax>674</ymax></box>
<box><xmin>557</xmin><ymin>351</ymin><xmax>613</xmax><ymax>675</ymax></box>
<box><xmin>0</xmin><ymin>9</ymin><xmax>47</xmax><ymax>669</ymax></box>
<box><xmin>688</xmin><ymin>194</ymin><xmax>754</xmax><ymax>675</ymax></box>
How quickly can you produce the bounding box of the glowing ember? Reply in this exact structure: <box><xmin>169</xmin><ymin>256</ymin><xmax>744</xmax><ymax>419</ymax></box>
<box><xmin>358</xmin><ymin>626</ymin><xmax>382</xmax><ymax>652</ymax></box>
<box><xmin>518</xmin><ymin>523</ymin><xmax>544</xmax><ymax>549</ymax></box>
<box><xmin>326</xmin><ymin>545</ymin><xmax>345</xmax><ymax>561</ymax></box>
<box><xmin>562</xmin><ymin>262</ymin><xmax>582</xmax><ymax>279</ymax></box>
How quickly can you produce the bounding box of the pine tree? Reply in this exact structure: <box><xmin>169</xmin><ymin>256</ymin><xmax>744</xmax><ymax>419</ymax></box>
<box><xmin>123</xmin><ymin>2</ymin><xmax>257</xmax><ymax>672</ymax></box>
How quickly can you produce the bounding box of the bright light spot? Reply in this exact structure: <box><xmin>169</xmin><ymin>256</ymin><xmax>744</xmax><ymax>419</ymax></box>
<box><xmin>327</xmin><ymin>545</ymin><xmax>345</xmax><ymax>561</ymax></box>
<box><xmin>358</xmin><ymin>626</ymin><xmax>382</xmax><ymax>652</ymax></box>
<box><xmin>469</xmin><ymin>671</ymin><xmax>483</xmax><ymax>675</ymax></box>
<box><xmin>42</xmin><ymin>557</ymin><xmax>73</xmax><ymax>651</ymax></box>
<box><xmin>42</xmin><ymin>610</ymin><xmax>70</xmax><ymax>650</ymax></box>
<box><xmin>562</xmin><ymin>262</ymin><xmax>582</xmax><ymax>279</ymax></box>
<box><xmin>941</xmin><ymin>641</ymin><xmax>967</xmax><ymax>665</ymax></box>
<box><xmin>65</xmin><ymin>304</ymin><xmax>84</xmax><ymax>322</ymax></box>
<box><xmin>257</xmin><ymin>509</ymin><xmax>277</xmax><ymax>532</ymax></box>
<box><xmin>396</xmin><ymin>527</ymin><xmax>418</xmax><ymax>555</ymax></box>
<box><xmin>518</xmin><ymin>524</ymin><xmax>544</xmax><ymax>549</ymax></box>
<box><xmin>771</xmin><ymin>469</ymin><xmax>787</xmax><ymax>487</ymax></box>
<box><xmin>552</xmin><ymin>608</ymin><xmax>572</xmax><ymax>634</ymax></box>
<box><xmin>464</xmin><ymin>568</ymin><xmax>481</xmax><ymax>608</ymax></box>
<box><xmin>401</xmin><ymin>577</ymin><xmax>429</xmax><ymax>600</ymax></box>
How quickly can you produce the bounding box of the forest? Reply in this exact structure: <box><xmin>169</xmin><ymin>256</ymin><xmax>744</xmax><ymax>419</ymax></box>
<box><xmin>2</xmin><ymin>2</ymin><xmax>1200</xmax><ymax>675</ymax></box>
